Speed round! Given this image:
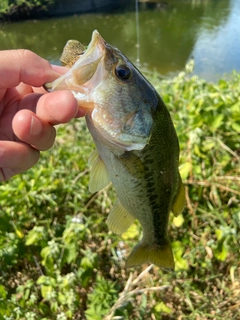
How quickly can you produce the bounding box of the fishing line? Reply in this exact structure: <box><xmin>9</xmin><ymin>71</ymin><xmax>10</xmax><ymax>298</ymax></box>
<box><xmin>135</xmin><ymin>0</ymin><xmax>140</xmax><ymax>65</ymax></box>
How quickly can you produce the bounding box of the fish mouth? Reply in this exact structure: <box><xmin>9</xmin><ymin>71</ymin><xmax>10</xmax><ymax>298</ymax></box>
<box><xmin>44</xmin><ymin>30</ymin><xmax>107</xmax><ymax>110</ymax></box>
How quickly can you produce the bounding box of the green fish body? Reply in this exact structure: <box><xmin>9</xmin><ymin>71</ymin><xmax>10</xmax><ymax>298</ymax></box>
<box><xmin>45</xmin><ymin>30</ymin><xmax>185</xmax><ymax>269</ymax></box>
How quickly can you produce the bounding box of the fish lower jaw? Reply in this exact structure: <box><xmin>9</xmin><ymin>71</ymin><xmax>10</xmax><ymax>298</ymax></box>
<box><xmin>71</xmin><ymin>94</ymin><xmax>96</xmax><ymax>112</ymax></box>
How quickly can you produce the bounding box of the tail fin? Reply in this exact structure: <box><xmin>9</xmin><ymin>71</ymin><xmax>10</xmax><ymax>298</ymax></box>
<box><xmin>126</xmin><ymin>241</ymin><xmax>174</xmax><ymax>270</ymax></box>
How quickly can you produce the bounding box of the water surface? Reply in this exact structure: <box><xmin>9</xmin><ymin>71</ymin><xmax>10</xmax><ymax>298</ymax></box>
<box><xmin>0</xmin><ymin>0</ymin><xmax>239</xmax><ymax>81</ymax></box>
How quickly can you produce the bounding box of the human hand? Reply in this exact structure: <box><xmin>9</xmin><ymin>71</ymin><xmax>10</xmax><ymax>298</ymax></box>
<box><xmin>0</xmin><ymin>49</ymin><xmax>85</xmax><ymax>181</ymax></box>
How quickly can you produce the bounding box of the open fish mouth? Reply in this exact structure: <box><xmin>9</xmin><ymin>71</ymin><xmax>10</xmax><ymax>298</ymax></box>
<box><xmin>45</xmin><ymin>30</ymin><xmax>154</xmax><ymax>151</ymax></box>
<box><xmin>44</xmin><ymin>30</ymin><xmax>107</xmax><ymax>108</ymax></box>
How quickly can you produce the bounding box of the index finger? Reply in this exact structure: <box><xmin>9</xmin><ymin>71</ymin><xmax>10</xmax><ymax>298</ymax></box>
<box><xmin>0</xmin><ymin>49</ymin><xmax>62</xmax><ymax>89</ymax></box>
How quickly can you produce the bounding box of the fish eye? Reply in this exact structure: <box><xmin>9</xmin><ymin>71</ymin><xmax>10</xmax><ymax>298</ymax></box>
<box><xmin>115</xmin><ymin>65</ymin><xmax>131</xmax><ymax>80</ymax></box>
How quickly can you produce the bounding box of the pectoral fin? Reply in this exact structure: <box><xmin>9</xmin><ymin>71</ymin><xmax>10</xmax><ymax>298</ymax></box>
<box><xmin>107</xmin><ymin>200</ymin><xmax>135</xmax><ymax>235</ymax></box>
<box><xmin>171</xmin><ymin>175</ymin><xmax>185</xmax><ymax>217</ymax></box>
<box><xmin>126</xmin><ymin>240</ymin><xmax>174</xmax><ymax>270</ymax></box>
<box><xmin>88</xmin><ymin>150</ymin><xmax>110</xmax><ymax>193</ymax></box>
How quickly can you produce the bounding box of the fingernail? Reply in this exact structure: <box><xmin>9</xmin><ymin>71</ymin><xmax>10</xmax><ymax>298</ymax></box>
<box><xmin>30</xmin><ymin>116</ymin><xmax>42</xmax><ymax>136</ymax></box>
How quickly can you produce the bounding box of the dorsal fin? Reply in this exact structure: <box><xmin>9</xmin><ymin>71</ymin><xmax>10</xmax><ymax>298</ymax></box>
<box><xmin>88</xmin><ymin>150</ymin><xmax>110</xmax><ymax>193</ymax></box>
<box><xmin>171</xmin><ymin>174</ymin><xmax>185</xmax><ymax>217</ymax></box>
<box><xmin>107</xmin><ymin>200</ymin><xmax>135</xmax><ymax>235</ymax></box>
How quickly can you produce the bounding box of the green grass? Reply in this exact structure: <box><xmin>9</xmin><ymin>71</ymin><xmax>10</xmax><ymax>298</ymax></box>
<box><xmin>0</xmin><ymin>63</ymin><xmax>239</xmax><ymax>319</ymax></box>
<box><xmin>0</xmin><ymin>0</ymin><xmax>54</xmax><ymax>17</ymax></box>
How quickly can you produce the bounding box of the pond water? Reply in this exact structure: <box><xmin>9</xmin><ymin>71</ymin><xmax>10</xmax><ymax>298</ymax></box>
<box><xmin>0</xmin><ymin>0</ymin><xmax>240</xmax><ymax>81</ymax></box>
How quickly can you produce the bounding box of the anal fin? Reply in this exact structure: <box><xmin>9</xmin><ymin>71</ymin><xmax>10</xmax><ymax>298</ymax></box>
<box><xmin>107</xmin><ymin>200</ymin><xmax>135</xmax><ymax>235</ymax></box>
<box><xmin>88</xmin><ymin>150</ymin><xmax>110</xmax><ymax>193</ymax></box>
<box><xmin>126</xmin><ymin>240</ymin><xmax>174</xmax><ymax>270</ymax></box>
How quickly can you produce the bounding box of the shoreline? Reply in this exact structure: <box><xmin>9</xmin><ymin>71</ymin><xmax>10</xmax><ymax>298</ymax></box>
<box><xmin>0</xmin><ymin>0</ymin><xmax>128</xmax><ymax>22</ymax></box>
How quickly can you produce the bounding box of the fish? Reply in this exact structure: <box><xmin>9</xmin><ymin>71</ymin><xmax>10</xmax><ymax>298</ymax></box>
<box><xmin>45</xmin><ymin>30</ymin><xmax>185</xmax><ymax>270</ymax></box>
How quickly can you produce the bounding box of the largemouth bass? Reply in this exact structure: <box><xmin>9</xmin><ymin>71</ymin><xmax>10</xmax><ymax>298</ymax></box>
<box><xmin>45</xmin><ymin>30</ymin><xmax>185</xmax><ymax>270</ymax></box>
